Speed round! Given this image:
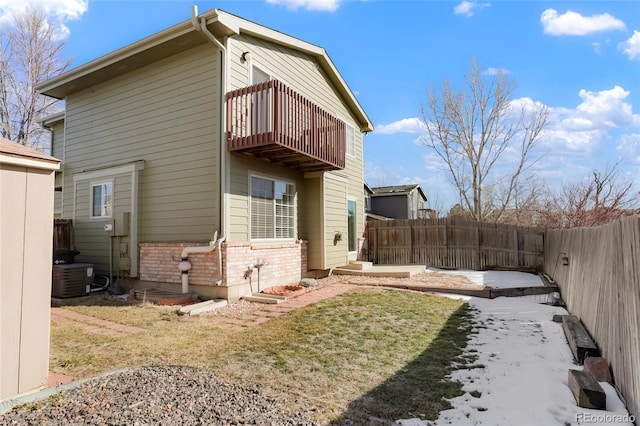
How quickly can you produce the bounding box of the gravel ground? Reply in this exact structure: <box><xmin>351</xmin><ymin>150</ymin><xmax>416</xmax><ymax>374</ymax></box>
<box><xmin>0</xmin><ymin>366</ymin><xmax>320</xmax><ymax>426</ymax></box>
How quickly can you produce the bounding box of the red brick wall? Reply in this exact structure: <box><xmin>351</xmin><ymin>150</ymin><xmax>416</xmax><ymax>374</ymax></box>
<box><xmin>139</xmin><ymin>240</ymin><xmax>307</xmax><ymax>289</ymax></box>
<box><xmin>139</xmin><ymin>242</ymin><xmax>220</xmax><ymax>286</ymax></box>
<box><xmin>223</xmin><ymin>240</ymin><xmax>307</xmax><ymax>287</ymax></box>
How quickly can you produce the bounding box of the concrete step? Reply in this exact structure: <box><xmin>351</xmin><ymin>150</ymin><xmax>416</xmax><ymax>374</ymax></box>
<box><xmin>179</xmin><ymin>299</ymin><xmax>228</xmax><ymax>316</ymax></box>
<box><xmin>339</xmin><ymin>261</ymin><xmax>373</xmax><ymax>271</ymax></box>
<box><xmin>242</xmin><ymin>293</ymin><xmax>286</xmax><ymax>304</ymax></box>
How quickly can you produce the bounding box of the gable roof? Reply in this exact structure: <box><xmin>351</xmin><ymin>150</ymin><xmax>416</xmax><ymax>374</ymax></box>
<box><xmin>371</xmin><ymin>184</ymin><xmax>427</xmax><ymax>202</ymax></box>
<box><xmin>36</xmin><ymin>8</ymin><xmax>373</xmax><ymax>133</ymax></box>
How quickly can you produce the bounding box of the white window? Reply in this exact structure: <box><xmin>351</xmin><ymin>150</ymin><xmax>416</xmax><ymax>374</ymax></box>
<box><xmin>91</xmin><ymin>182</ymin><xmax>113</xmax><ymax>218</ymax></box>
<box><xmin>250</xmin><ymin>176</ymin><xmax>295</xmax><ymax>239</ymax></box>
<box><xmin>346</xmin><ymin>123</ymin><xmax>355</xmax><ymax>157</ymax></box>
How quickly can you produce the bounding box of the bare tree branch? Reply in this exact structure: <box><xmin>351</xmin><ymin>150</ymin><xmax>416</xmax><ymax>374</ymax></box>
<box><xmin>535</xmin><ymin>162</ymin><xmax>639</xmax><ymax>228</ymax></box>
<box><xmin>0</xmin><ymin>5</ymin><xmax>69</xmax><ymax>151</ymax></box>
<box><xmin>420</xmin><ymin>58</ymin><xmax>549</xmax><ymax>223</ymax></box>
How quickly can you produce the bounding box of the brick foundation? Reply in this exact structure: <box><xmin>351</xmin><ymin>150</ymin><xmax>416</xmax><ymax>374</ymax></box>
<box><xmin>139</xmin><ymin>242</ymin><xmax>220</xmax><ymax>286</ymax></box>
<box><xmin>223</xmin><ymin>240</ymin><xmax>307</xmax><ymax>289</ymax></box>
<box><xmin>139</xmin><ymin>240</ymin><xmax>308</xmax><ymax>297</ymax></box>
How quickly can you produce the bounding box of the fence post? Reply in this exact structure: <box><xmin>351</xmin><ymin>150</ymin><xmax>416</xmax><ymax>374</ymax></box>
<box><xmin>475</xmin><ymin>225</ymin><xmax>481</xmax><ymax>270</ymax></box>
<box><xmin>409</xmin><ymin>225</ymin><xmax>414</xmax><ymax>264</ymax></box>
<box><xmin>513</xmin><ymin>229</ymin><xmax>519</xmax><ymax>267</ymax></box>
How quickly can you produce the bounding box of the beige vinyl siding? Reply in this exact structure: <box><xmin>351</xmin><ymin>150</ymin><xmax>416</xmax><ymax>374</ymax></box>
<box><xmin>61</xmin><ymin>45</ymin><xmax>221</xmax><ymax>242</ymax></box>
<box><xmin>50</xmin><ymin>121</ymin><xmax>64</xmax><ymax>161</ymax></box>
<box><xmin>51</xmin><ymin>122</ymin><xmax>64</xmax><ymax>217</ymax></box>
<box><xmin>228</xmin><ymin>34</ymin><xmax>365</xmax><ymax>259</ymax></box>
<box><xmin>229</xmin><ymin>35</ymin><xmax>353</xmax><ymax>126</ymax></box>
<box><xmin>324</xmin><ymin>174</ymin><xmax>348</xmax><ymax>268</ymax></box>
<box><xmin>53</xmin><ymin>173</ymin><xmax>63</xmax><ymax>217</ymax></box>
<box><xmin>303</xmin><ymin>177</ymin><xmax>323</xmax><ymax>269</ymax></box>
<box><xmin>228</xmin><ymin>154</ymin><xmax>305</xmax><ymax>242</ymax></box>
<box><xmin>73</xmin><ymin>173</ymin><xmax>130</xmax><ymax>274</ymax></box>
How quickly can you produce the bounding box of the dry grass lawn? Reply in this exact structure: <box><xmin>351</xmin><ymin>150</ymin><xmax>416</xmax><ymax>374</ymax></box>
<box><xmin>51</xmin><ymin>287</ymin><xmax>477</xmax><ymax>423</ymax></box>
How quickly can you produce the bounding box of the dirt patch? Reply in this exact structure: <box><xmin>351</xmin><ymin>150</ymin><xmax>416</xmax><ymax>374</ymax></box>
<box><xmin>345</xmin><ymin>271</ymin><xmax>484</xmax><ymax>289</ymax></box>
<box><xmin>51</xmin><ymin>307</ymin><xmax>145</xmax><ymax>338</ymax></box>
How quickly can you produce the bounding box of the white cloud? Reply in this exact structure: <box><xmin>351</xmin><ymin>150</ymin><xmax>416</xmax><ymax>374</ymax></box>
<box><xmin>540</xmin><ymin>9</ymin><xmax>626</xmax><ymax>36</ymax></box>
<box><xmin>266</xmin><ymin>0</ymin><xmax>340</xmax><ymax>12</ymax></box>
<box><xmin>454</xmin><ymin>1</ymin><xmax>490</xmax><ymax>17</ymax></box>
<box><xmin>592</xmin><ymin>39</ymin><xmax>611</xmax><ymax>55</ymax></box>
<box><xmin>542</xmin><ymin>86</ymin><xmax>640</xmax><ymax>153</ymax></box>
<box><xmin>619</xmin><ymin>30</ymin><xmax>640</xmax><ymax>61</ymax></box>
<box><xmin>0</xmin><ymin>0</ymin><xmax>87</xmax><ymax>29</ymax></box>
<box><xmin>575</xmin><ymin>86</ymin><xmax>639</xmax><ymax>128</ymax></box>
<box><xmin>616</xmin><ymin>133</ymin><xmax>640</xmax><ymax>164</ymax></box>
<box><xmin>374</xmin><ymin>117</ymin><xmax>426</xmax><ymax>134</ymax></box>
<box><xmin>541</xmin><ymin>129</ymin><xmax>605</xmax><ymax>153</ymax></box>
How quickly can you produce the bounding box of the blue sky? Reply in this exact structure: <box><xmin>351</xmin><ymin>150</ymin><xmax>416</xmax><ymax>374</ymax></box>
<box><xmin>2</xmin><ymin>0</ymin><xmax>638</xmax><ymax>211</ymax></box>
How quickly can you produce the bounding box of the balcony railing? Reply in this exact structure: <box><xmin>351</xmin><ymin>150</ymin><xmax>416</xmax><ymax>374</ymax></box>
<box><xmin>226</xmin><ymin>80</ymin><xmax>346</xmax><ymax>172</ymax></box>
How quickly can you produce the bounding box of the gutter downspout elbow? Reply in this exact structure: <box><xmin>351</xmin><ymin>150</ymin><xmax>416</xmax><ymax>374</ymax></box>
<box><xmin>179</xmin><ymin>232</ymin><xmax>221</xmax><ymax>293</ymax></box>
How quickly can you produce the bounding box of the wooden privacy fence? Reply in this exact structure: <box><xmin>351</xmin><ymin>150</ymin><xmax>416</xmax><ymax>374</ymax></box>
<box><xmin>53</xmin><ymin>219</ymin><xmax>73</xmax><ymax>251</ymax></box>
<box><xmin>366</xmin><ymin>218</ymin><xmax>544</xmax><ymax>271</ymax></box>
<box><xmin>545</xmin><ymin>215</ymin><xmax>640</xmax><ymax>419</ymax></box>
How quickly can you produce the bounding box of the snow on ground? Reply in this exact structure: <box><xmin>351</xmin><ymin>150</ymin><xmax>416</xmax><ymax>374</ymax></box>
<box><xmin>426</xmin><ymin>268</ymin><xmax>545</xmax><ymax>289</ymax></box>
<box><xmin>396</xmin><ymin>270</ymin><xmax>635</xmax><ymax>426</ymax></box>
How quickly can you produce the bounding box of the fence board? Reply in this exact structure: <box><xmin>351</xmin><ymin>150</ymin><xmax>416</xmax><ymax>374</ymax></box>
<box><xmin>544</xmin><ymin>215</ymin><xmax>640</xmax><ymax>419</ymax></box>
<box><xmin>366</xmin><ymin>218</ymin><xmax>543</xmax><ymax>271</ymax></box>
<box><xmin>53</xmin><ymin>219</ymin><xmax>73</xmax><ymax>251</ymax></box>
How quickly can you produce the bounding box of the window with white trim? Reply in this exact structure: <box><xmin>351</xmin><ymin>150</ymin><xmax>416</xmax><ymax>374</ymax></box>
<box><xmin>346</xmin><ymin>123</ymin><xmax>355</xmax><ymax>157</ymax></box>
<box><xmin>91</xmin><ymin>182</ymin><xmax>113</xmax><ymax>218</ymax></box>
<box><xmin>251</xmin><ymin>176</ymin><xmax>295</xmax><ymax>239</ymax></box>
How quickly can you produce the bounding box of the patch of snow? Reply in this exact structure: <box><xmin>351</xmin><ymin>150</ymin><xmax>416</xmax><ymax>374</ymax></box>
<box><xmin>396</xmin><ymin>293</ymin><xmax>634</xmax><ymax>426</ymax></box>
<box><xmin>426</xmin><ymin>268</ymin><xmax>545</xmax><ymax>288</ymax></box>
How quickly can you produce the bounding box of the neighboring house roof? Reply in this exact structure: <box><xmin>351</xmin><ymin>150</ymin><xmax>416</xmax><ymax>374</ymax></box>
<box><xmin>36</xmin><ymin>8</ymin><xmax>373</xmax><ymax>133</ymax></box>
<box><xmin>364</xmin><ymin>182</ymin><xmax>374</xmax><ymax>195</ymax></box>
<box><xmin>0</xmin><ymin>138</ymin><xmax>60</xmax><ymax>170</ymax></box>
<box><xmin>371</xmin><ymin>184</ymin><xmax>427</xmax><ymax>202</ymax></box>
<box><xmin>365</xmin><ymin>212</ymin><xmax>393</xmax><ymax>221</ymax></box>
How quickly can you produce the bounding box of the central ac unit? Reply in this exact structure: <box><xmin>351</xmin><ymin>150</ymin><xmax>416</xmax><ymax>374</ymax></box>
<box><xmin>52</xmin><ymin>263</ymin><xmax>94</xmax><ymax>298</ymax></box>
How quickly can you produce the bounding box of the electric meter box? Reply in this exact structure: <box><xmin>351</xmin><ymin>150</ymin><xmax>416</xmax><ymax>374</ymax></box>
<box><xmin>114</xmin><ymin>212</ymin><xmax>130</xmax><ymax>236</ymax></box>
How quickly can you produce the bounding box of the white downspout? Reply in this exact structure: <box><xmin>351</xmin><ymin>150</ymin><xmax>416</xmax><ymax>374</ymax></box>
<box><xmin>179</xmin><ymin>231</ymin><xmax>226</xmax><ymax>293</ymax></box>
<box><xmin>181</xmin><ymin>6</ymin><xmax>228</xmax><ymax>293</ymax></box>
<box><xmin>191</xmin><ymin>6</ymin><xmax>227</xmax><ymax>236</ymax></box>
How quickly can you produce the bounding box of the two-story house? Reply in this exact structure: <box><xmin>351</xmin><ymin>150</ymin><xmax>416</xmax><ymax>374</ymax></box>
<box><xmin>38</xmin><ymin>8</ymin><xmax>373</xmax><ymax>301</ymax></box>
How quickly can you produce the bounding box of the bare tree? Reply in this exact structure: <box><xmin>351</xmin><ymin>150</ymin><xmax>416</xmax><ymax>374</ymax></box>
<box><xmin>535</xmin><ymin>163</ymin><xmax>639</xmax><ymax>229</ymax></box>
<box><xmin>0</xmin><ymin>5</ymin><xmax>69</xmax><ymax>150</ymax></box>
<box><xmin>420</xmin><ymin>58</ymin><xmax>549</xmax><ymax>222</ymax></box>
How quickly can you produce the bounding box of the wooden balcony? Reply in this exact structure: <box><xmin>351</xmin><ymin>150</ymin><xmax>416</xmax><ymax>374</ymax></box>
<box><xmin>226</xmin><ymin>80</ymin><xmax>346</xmax><ymax>172</ymax></box>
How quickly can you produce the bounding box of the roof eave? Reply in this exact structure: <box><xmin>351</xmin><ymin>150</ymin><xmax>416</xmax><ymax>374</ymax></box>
<box><xmin>36</xmin><ymin>9</ymin><xmax>235</xmax><ymax>99</ymax></box>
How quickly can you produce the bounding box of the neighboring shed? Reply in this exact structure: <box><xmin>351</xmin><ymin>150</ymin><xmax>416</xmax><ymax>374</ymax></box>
<box><xmin>369</xmin><ymin>184</ymin><xmax>428</xmax><ymax>220</ymax></box>
<box><xmin>0</xmin><ymin>138</ymin><xmax>60</xmax><ymax>400</ymax></box>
